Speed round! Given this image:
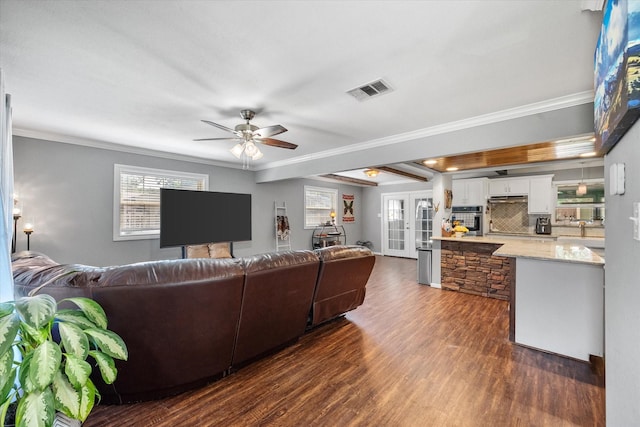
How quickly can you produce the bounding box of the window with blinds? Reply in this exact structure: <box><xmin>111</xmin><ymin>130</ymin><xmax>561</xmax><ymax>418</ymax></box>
<box><xmin>304</xmin><ymin>185</ymin><xmax>337</xmax><ymax>228</ymax></box>
<box><xmin>113</xmin><ymin>164</ymin><xmax>208</xmax><ymax>241</ymax></box>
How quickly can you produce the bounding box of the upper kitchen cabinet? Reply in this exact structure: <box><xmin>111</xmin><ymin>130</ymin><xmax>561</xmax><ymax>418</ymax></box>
<box><xmin>528</xmin><ymin>175</ymin><xmax>554</xmax><ymax>214</ymax></box>
<box><xmin>488</xmin><ymin>177</ymin><xmax>529</xmax><ymax>197</ymax></box>
<box><xmin>452</xmin><ymin>178</ymin><xmax>488</xmax><ymax>206</ymax></box>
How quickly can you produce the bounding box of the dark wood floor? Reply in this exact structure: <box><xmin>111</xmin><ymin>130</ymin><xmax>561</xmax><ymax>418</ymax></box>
<box><xmin>86</xmin><ymin>255</ymin><xmax>604</xmax><ymax>426</ymax></box>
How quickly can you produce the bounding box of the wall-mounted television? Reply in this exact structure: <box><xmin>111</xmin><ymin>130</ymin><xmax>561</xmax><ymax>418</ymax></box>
<box><xmin>160</xmin><ymin>188</ymin><xmax>252</xmax><ymax>248</ymax></box>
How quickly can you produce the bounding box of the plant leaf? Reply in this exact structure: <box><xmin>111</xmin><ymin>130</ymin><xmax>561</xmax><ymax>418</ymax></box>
<box><xmin>63</xmin><ymin>298</ymin><xmax>107</xmax><ymax>329</ymax></box>
<box><xmin>29</xmin><ymin>341</ymin><xmax>61</xmax><ymax>391</ymax></box>
<box><xmin>0</xmin><ymin>302</ymin><xmax>14</xmax><ymax>319</ymax></box>
<box><xmin>19</xmin><ymin>322</ymin><xmax>48</xmax><ymax>347</ymax></box>
<box><xmin>18</xmin><ymin>352</ymin><xmax>35</xmax><ymax>394</ymax></box>
<box><xmin>15</xmin><ymin>388</ymin><xmax>55</xmax><ymax>427</ymax></box>
<box><xmin>88</xmin><ymin>351</ymin><xmax>117</xmax><ymax>384</ymax></box>
<box><xmin>15</xmin><ymin>295</ymin><xmax>57</xmax><ymax>330</ymax></box>
<box><xmin>0</xmin><ymin>313</ymin><xmax>20</xmax><ymax>358</ymax></box>
<box><xmin>58</xmin><ymin>323</ymin><xmax>88</xmax><ymax>359</ymax></box>
<box><xmin>77</xmin><ymin>378</ymin><xmax>96</xmax><ymax>422</ymax></box>
<box><xmin>63</xmin><ymin>354</ymin><xmax>91</xmax><ymax>389</ymax></box>
<box><xmin>85</xmin><ymin>329</ymin><xmax>128</xmax><ymax>361</ymax></box>
<box><xmin>0</xmin><ymin>349</ymin><xmax>16</xmax><ymax>403</ymax></box>
<box><xmin>55</xmin><ymin>310</ymin><xmax>97</xmax><ymax>330</ymax></box>
<box><xmin>52</xmin><ymin>370</ymin><xmax>80</xmax><ymax>419</ymax></box>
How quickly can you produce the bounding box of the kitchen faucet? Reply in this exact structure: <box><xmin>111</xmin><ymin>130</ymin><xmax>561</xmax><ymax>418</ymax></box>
<box><xmin>579</xmin><ymin>221</ymin><xmax>586</xmax><ymax>238</ymax></box>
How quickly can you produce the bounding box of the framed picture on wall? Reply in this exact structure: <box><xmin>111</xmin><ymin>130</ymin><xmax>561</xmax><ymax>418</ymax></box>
<box><xmin>444</xmin><ymin>189</ymin><xmax>453</xmax><ymax>209</ymax></box>
<box><xmin>594</xmin><ymin>0</ymin><xmax>640</xmax><ymax>154</ymax></box>
<box><xmin>342</xmin><ymin>194</ymin><xmax>355</xmax><ymax>223</ymax></box>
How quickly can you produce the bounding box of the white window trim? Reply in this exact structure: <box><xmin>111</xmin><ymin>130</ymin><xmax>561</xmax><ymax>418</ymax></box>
<box><xmin>113</xmin><ymin>164</ymin><xmax>209</xmax><ymax>241</ymax></box>
<box><xmin>304</xmin><ymin>185</ymin><xmax>338</xmax><ymax>229</ymax></box>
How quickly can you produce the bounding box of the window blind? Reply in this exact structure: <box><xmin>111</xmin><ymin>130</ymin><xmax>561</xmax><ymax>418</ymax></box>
<box><xmin>114</xmin><ymin>165</ymin><xmax>208</xmax><ymax>240</ymax></box>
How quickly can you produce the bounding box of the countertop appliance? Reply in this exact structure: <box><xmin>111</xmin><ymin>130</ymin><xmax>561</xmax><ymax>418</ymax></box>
<box><xmin>535</xmin><ymin>217</ymin><xmax>552</xmax><ymax>234</ymax></box>
<box><xmin>451</xmin><ymin>205</ymin><xmax>483</xmax><ymax>236</ymax></box>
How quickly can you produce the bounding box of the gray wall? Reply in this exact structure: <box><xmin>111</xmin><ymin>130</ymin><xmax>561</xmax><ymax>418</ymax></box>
<box><xmin>12</xmin><ymin>136</ymin><xmax>363</xmax><ymax>266</ymax></box>
<box><xmin>604</xmin><ymin>123</ymin><xmax>640</xmax><ymax>425</ymax></box>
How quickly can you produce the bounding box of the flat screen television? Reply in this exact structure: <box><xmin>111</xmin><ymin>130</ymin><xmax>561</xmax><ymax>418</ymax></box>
<box><xmin>160</xmin><ymin>188</ymin><xmax>252</xmax><ymax>248</ymax></box>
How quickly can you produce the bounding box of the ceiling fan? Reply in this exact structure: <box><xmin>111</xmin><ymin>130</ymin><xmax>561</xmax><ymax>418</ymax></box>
<box><xmin>195</xmin><ymin>109</ymin><xmax>297</xmax><ymax>162</ymax></box>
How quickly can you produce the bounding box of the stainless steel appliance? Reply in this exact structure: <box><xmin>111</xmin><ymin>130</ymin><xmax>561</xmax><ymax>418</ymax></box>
<box><xmin>488</xmin><ymin>195</ymin><xmax>528</xmax><ymax>204</ymax></box>
<box><xmin>535</xmin><ymin>217</ymin><xmax>552</xmax><ymax>234</ymax></box>
<box><xmin>451</xmin><ymin>206</ymin><xmax>483</xmax><ymax>236</ymax></box>
<box><xmin>417</xmin><ymin>248</ymin><xmax>432</xmax><ymax>285</ymax></box>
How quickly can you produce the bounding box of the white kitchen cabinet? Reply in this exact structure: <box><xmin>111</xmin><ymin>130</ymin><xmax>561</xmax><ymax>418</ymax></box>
<box><xmin>488</xmin><ymin>178</ymin><xmax>529</xmax><ymax>196</ymax></box>
<box><xmin>514</xmin><ymin>257</ymin><xmax>604</xmax><ymax>361</ymax></box>
<box><xmin>528</xmin><ymin>175</ymin><xmax>554</xmax><ymax>214</ymax></box>
<box><xmin>452</xmin><ymin>178</ymin><xmax>487</xmax><ymax>206</ymax></box>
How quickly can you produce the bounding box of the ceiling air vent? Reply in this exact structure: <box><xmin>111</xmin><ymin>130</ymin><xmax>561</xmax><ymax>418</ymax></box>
<box><xmin>347</xmin><ymin>79</ymin><xmax>393</xmax><ymax>101</ymax></box>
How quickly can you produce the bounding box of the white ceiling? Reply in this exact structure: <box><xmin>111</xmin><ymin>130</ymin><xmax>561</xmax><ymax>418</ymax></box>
<box><xmin>0</xmin><ymin>1</ymin><xmax>603</xmax><ymax>180</ymax></box>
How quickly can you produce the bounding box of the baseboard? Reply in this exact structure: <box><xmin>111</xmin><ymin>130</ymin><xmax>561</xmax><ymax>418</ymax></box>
<box><xmin>429</xmin><ymin>282</ymin><xmax>442</xmax><ymax>289</ymax></box>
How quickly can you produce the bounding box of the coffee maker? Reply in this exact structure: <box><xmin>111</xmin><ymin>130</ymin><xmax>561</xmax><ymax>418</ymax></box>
<box><xmin>535</xmin><ymin>217</ymin><xmax>552</xmax><ymax>234</ymax></box>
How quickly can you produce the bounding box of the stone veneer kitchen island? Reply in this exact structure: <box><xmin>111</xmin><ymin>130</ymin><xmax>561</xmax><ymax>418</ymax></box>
<box><xmin>433</xmin><ymin>235</ymin><xmax>605</xmax><ymax>362</ymax></box>
<box><xmin>439</xmin><ymin>239</ymin><xmax>512</xmax><ymax>300</ymax></box>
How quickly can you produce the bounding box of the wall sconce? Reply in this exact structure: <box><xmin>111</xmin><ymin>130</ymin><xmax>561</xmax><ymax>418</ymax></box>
<box><xmin>364</xmin><ymin>169</ymin><xmax>379</xmax><ymax>177</ymax></box>
<box><xmin>23</xmin><ymin>222</ymin><xmax>34</xmax><ymax>251</ymax></box>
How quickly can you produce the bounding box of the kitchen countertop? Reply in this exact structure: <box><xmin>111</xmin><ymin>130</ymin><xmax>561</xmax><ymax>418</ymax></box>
<box><xmin>433</xmin><ymin>235</ymin><xmax>604</xmax><ymax>265</ymax></box>
<box><xmin>433</xmin><ymin>235</ymin><xmax>519</xmax><ymax>244</ymax></box>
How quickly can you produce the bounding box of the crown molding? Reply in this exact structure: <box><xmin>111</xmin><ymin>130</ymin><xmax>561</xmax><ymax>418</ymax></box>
<box><xmin>256</xmin><ymin>91</ymin><xmax>594</xmax><ymax>171</ymax></box>
<box><xmin>12</xmin><ymin>128</ymin><xmax>246</xmax><ymax>170</ymax></box>
<box><xmin>13</xmin><ymin>90</ymin><xmax>594</xmax><ymax>174</ymax></box>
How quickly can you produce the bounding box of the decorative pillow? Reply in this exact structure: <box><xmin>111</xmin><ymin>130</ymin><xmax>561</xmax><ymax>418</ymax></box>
<box><xmin>208</xmin><ymin>242</ymin><xmax>232</xmax><ymax>259</ymax></box>
<box><xmin>186</xmin><ymin>244</ymin><xmax>210</xmax><ymax>259</ymax></box>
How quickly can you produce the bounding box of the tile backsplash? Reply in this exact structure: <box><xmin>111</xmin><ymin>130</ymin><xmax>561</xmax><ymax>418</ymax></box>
<box><xmin>488</xmin><ymin>202</ymin><xmax>605</xmax><ymax>236</ymax></box>
<box><xmin>489</xmin><ymin>202</ymin><xmax>529</xmax><ymax>233</ymax></box>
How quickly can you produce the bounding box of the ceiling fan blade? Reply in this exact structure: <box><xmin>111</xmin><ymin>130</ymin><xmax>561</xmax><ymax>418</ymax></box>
<box><xmin>259</xmin><ymin>138</ymin><xmax>298</xmax><ymax>150</ymax></box>
<box><xmin>201</xmin><ymin>119</ymin><xmax>237</xmax><ymax>134</ymax></box>
<box><xmin>254</xmin><ymin>124</ymin><xmax>287</xmax><ymax>138</ymax></box>
<box><xmin>193</xmin><ymin>137</ymin><xmax>240</xmax><ymax>141</ymax></box>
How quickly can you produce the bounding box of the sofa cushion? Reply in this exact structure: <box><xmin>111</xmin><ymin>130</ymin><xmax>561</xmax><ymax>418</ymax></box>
<box><xmin>310</xmin><ymin>245</ymin><xmax>375</xmax><ymax>327</ymax></box>
<box><xmin>12</xmin><ymin>251</ymin><xmax>103</xmax><ymax>299</ymax></box>
<box><xmin>186</xmin><ymin>244</ymin><xmax>210</xmax><ymax>259</ymax></box>
<box><xmin>208</xmin><ymin>242</ymin><xmax>232</xmax><ymax>259</ymax></box>
<box><xmin>232</xmin><ymin>250</ymin><xmax>320</xmax><ymax>366</ymax></box>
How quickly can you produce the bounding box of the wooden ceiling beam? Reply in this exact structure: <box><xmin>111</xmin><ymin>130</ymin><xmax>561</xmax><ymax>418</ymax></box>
<box><xmin>320</xmin><ymin>174</ymin><xmax>378</xmax><ymax>186</ymax></box>
<box><xmin>377</xmin><ymin>166</ymin><xmax>428</xmax><ymax>182</ymax></box>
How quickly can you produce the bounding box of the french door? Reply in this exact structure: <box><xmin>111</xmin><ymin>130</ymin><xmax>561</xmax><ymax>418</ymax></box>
<box><xmin>382</xmin><ymin>191</ymin><xmax>432</xmax><ymax>259</ymax></box>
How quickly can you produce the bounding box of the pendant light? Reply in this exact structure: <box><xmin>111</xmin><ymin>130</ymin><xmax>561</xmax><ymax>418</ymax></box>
<box><xmin>576</xmin><ymin>163</ymin><xmax>587</xmax><ymax>196</ymax></box>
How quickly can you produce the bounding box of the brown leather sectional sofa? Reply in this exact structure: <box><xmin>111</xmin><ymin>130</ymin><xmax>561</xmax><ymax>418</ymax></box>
<box><xmin>11</xmin><ymin>245</ymin><xmax>375</xmax><ymax>404</ymax></box>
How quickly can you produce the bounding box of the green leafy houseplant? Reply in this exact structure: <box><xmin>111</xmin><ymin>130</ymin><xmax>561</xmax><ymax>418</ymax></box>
<box><xmin>0</xmin><ymin>294</ymin><xmax>128</xmax><ymax>427</ymax></box>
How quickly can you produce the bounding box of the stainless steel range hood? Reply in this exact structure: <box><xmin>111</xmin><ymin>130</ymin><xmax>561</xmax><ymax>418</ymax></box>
<box><xmin>488</xmin><ymin>195</ymin><xmax>528</xmax><ymax>203</ymax></box>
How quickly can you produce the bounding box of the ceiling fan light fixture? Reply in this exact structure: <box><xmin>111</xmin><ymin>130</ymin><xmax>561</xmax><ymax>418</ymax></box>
<box><xmin>251</xmin><ymin>149</ymin><xmax>264</xmax><ymax>160</ymax></box>
<box><xmin>244</xmin><ymin>141</ymin><xmax>259</xmax><ymax>156</ymax></box>
<box><xmin>364</xmin><ymin>169</ymin><xmax>379</xmax><ymax>177</ymax></box>
<box><xmin>230</xmin><ymin>143</ymin><xmax>244</xmax><ymax>158</ymax></box>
